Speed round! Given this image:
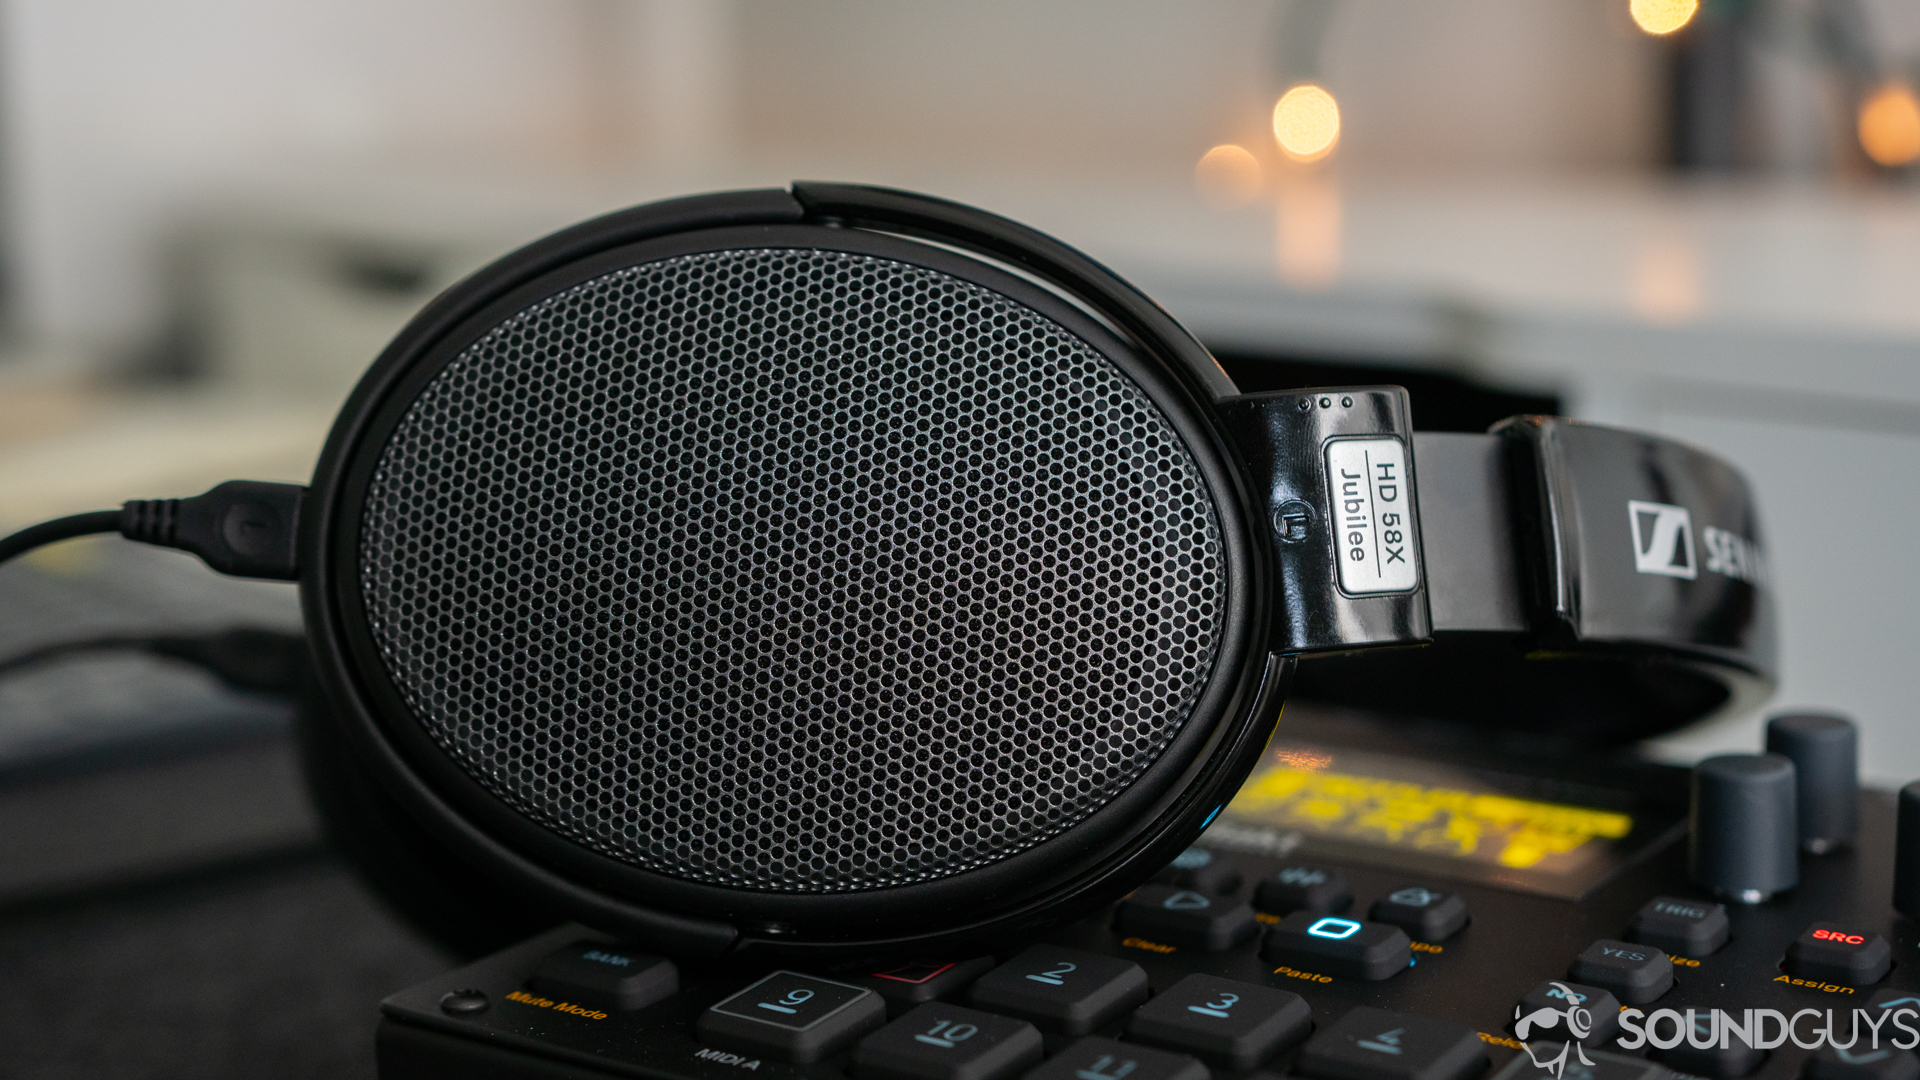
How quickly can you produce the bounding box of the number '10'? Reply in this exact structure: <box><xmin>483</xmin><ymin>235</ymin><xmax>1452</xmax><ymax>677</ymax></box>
<box><xmin>928</xmin><ymin>1020</ymin><xmax>977</xmax><ymax>1042</ymax></box>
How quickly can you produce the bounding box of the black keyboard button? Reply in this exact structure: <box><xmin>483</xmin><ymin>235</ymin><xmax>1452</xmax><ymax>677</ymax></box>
<box><xmin>1511</xmin><ymin>981</ymin><xmax>1620</xmax><ymax>1046</ymax></box>
<box><xmin>1025</xmin><ymin>1036</ymin><xmax>1207</xmax><ymax>1080</ymax></box>
<box><xmin>1255</xmin><ymin>865</ymin><xmax>1353</xmax><ymax>916</ymax></box>
<box><xmin>1125</xmin><ymin>973</ymin><xmax>1312</xmax><ymax>1071</ymax></box>
<box><xmin>526</xmin><ymin>940</ymin><xmax>678</xmax><ymax>1012</ymax></box>
<box><xmin>849</xmin><ymin>958</ymin><xmax>997</xmax><ymax>1017</ymax></box>
<box><xmin>1805</xmin><ymin>1046</ymin><xmax>1920</xmax><ymax>1080</ymax></box>
<box><xmin>1368</xmin><ymin>887</ymin><xmax>1469</xmax><ymax>943</ymax></box>
<box><xmin>965</xmin><ymin>945</ymin><xmax>1147</xmax><ymax>1035</ymax></box>
<box><xmin>1854</xmin><ymin>990</ymin><xmax>1920</xmax><ymax>1036</ymax></box>
<box><xmin>1295</xmin><ymin>1005</ymin><xmax>1487</xmax><ymax>1080</ymax></box>
<box><xmin>1650</xmin><ymin>1009</ymin><xmax>1765</xmax><ymax>1077</ymax></box>
<box><xmin>697</xmin><ymin>971</ymin><xmax>886</xmax><ymax>1063</ymax></box>
<box><xmin>1629</xmin><ymin>897</ymin><xmax>1730</xmax><ymax>958</ymax></box>
<box><xmin>1490</xmin><ymin>1045</ymin><xmax>1667</xmax><ymax>1080</ymax></box>
<box><xmin>849</xmin><ymin>1002</ymin><xmax>1042</xmax><ymax>1080</ymax></box>
<box><xmin>1115</xmin><ymin>885</ymin><xmax>1258</xmax><ymax>950</ymax></box>
<box><xmin>1262</xmin><ymin>912</ymin><xmax>1413</xmax><ymax>980</ymax></box>
<box><xmin>1153</xmin><ymin>846</ymin><xmax>1243</xmax><ymax>894</ymax></box>
<box><xmin>1567</xmin><ymin>940</ymin><xmax>1672</xmax><ymax>1004</ymax></box>
<box><xmin>1786</xmin><ymin>923</ymin><xmax>1893</xmax><ymax>986</ymax></box>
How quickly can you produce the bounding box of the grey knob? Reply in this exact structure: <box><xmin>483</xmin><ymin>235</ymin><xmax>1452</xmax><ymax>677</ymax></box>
<box><xmin>1895</xmin><ymin>782</ymin><xmax>1920</xmax><ymax>920</ymax></box>
<box><xmin>1765</xmin><ymin>712</ymin><xmax>1858</xmax><ymax>854</ymax></box>
<box><xmin>1689</xmin><ymin>753</ymin><xmax>1797</xmax><ymax>904</ymax></box>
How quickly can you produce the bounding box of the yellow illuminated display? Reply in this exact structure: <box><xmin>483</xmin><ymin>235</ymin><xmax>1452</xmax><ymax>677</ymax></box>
<box><xmin>1228</xmin><ymin>765</ymin><xmax>1633</xmax><ymax>869</ymax></box>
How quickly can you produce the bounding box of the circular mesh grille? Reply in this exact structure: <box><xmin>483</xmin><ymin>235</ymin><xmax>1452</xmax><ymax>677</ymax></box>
<box><xmin>356</xmin><ymin>246</ymin><xmax>1228</xmax><ymax>894</ymax></box>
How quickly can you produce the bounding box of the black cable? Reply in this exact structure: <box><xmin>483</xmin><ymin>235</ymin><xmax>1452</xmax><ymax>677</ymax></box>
<box><xmin>0</xmin><ymin>481</ymin><xmax>305</xmax><ymax>579</ymax></box>
<box><xmin>0</xmin><ymin>510</ymin><xmax>122</xmax><ymax>566</ymax></box>
<box><xmin>0</xmin><ymin>635</ymin><xmax>154</xmax><ymax>680</ymax></box>
<box><xmin>0</xmin><ymin>628</ymin><xmax>308</xmax><ymax>695</ymax></box>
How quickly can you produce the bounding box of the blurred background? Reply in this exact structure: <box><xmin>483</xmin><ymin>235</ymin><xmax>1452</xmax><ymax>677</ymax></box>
<box><xmin>0</xmin><ymin>1</ymin><xmax>1916</xmax><ymax>1073</ymax></box>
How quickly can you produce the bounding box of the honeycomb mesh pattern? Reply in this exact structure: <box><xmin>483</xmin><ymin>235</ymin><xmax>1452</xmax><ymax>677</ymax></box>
<box><xmin>356</xmin><ymin>246</ymin><xmax>1228</xmax><ymax>894</ymax></box>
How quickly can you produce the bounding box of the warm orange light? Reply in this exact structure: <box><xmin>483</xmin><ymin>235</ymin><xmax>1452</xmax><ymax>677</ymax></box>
<box><xmin>1194</xmin><ymin>144</ymin><xmax>1264</xmax><ymax>207</ymax></box>
<box><xmin>1275</xmin><ymin>173</ymin><xmax>1341</xmax><ymax>290</ymax></box>
<box><xmin>1631</xmin><ymin>233</ymin><xmax>1702</xmax><ymax>325</ymax></box>
<box><xmin>1272</xmin><ymin>84</ymin><xmax>1341</xmax><ymax>163</ymax></box>
<box><xmin>1859</xmin><ymin>82</ymin><xmax>1920</xmax><ymax>167</ymax></box>
<box><xmin>1629</xmin><ymin>0</ymin><xmax>1698</xmax><ymax>36</ymax></box>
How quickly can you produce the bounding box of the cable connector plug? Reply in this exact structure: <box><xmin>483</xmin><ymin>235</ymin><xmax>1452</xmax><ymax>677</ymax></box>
<box><xmin>120</xmin><ymin>480</ymin><xmax>305</xmax><ymax>580</ymax></box>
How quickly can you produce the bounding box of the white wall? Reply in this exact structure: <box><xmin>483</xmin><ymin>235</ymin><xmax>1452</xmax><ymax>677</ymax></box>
<box><xmin>0</xmin><ymin>0</ymin><xmax>1667</xmax><ymax>361</ymax></box>
<box><xmin>0</xmin><ymin>0</ymin><xmax>613</xmax><ymax>352</ymax></box>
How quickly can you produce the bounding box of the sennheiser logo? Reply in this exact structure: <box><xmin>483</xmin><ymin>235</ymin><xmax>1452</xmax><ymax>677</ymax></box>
<box><xmin>1628</xmin><ymin>500</ymin><xmax>1696</xmax><ymax>580</ymax></box>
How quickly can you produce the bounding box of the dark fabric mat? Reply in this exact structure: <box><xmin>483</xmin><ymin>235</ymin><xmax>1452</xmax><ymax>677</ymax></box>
<box><xmin>0</xmin><ymin>852</ymin><xmax>454</xmax><ymax>1080</ymax></box>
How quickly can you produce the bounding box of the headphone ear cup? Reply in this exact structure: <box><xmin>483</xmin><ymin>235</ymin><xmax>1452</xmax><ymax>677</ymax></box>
<box><xmin>294</xmin><ymin>680</ymin><xmax>561</xmax><ymax>959</ymax></box>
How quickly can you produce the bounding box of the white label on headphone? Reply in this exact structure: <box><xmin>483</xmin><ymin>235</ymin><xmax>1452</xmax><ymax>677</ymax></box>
<box><xmin>1325</xmin><ymin>437</ymin><xmax>1419</xmax><ymax>595</ymax></box>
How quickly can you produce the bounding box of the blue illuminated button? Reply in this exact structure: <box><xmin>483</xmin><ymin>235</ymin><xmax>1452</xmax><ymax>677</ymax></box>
<box><xmin>698</xmin><ymin>971</ymin><xmax>885</xmax><ymax>1063</ymax></box>
<box><xmin>1262</xmin><ymin>911</ymin><xmax>1412</xmax><ymax>980</ymax></box>
<box><xmin>1254</xmin><ymin>865</ymin><xmax>1353</xmax><ymax>916</ymax></box>
<box><xmin>1296</xmin><ymin>1006</ymin><xmax>1487</xmax><ymax>1080</ymax></box>
<box><xmin>1024</xmin><ymin>1036</ymin><xmax>1206</xmax><ymax>1080</ymax></box>
<box><xmin>1369</xmin><ymin>886</ymin><xmax>1470</xmax><ymax>942</ymax></box>
<box><xmin>1125</xmin><ymin>973</ymin><xmax>1312</xmax><ymax>1071</ymax></box>
<box><xmin>1115</xmin><ymin>884</ymin><xmax>1258</xmax><ymax>950</ymax></box>
<box><xmin>850</xmin><ymin>1002</ymin><xmax>1042</xmax><ymax>1080</ymax></box>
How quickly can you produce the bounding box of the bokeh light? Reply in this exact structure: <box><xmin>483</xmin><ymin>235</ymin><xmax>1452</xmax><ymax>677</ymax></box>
<box><xmin>1859</xmin><ymin>82</ymin><xmax>1920</xmax><ymax>168</ymax></box>
<box><xmin>1629</xmin><ymin>0</ymin><xmax>1699</xmax><ymax>36</ymax></box>
<box><xmin>1272</xmin><ymin>84</ymin><xmax>1341</xmax><ymax>163</ymax></box>
<box><xmin>1194</xmin><ymin>144</ymin><xmax>1264</xmax><ymax>206</ymax></box>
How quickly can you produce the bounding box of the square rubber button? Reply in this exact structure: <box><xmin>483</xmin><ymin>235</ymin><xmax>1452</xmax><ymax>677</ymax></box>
<box><xmin>1152</xmin><ymin>847</ymin><xmax>1243</xmax><ymax>895</ymax></box>
<box><xmin>1261</xmin><ymin>912</ymin><xmax>1413</xmax><ymax>980</ymax></box>
<box><xmin>1853</xmin><ymin>990</ymin><xmax>1920</xmax><ymax>1037</ymax></box>
<box><xmin>1805</xmin><ymin>1046</ymin><xmax>1920</xmax><ymax>1080</ymax></box>
<box><xmin>1650</xmin><ymin>1009</ymin><xmax>1766</xmax><ymax>1077</ymax></box>
<box><xmin>1295</xmin><ymin>1006</ymin><xmax>1488</xmax><ymax>1080</ymax></box>
<box><xmin>527</xmin><ymin>939</ymin><xmax>678</xmax><ymax>1012</ymax></box>
<box><xmin>848</xmin><ymin>958</ymin><xmax>996</xmax><ymax>1018</ymax></box>
<box><xmin>1254</xmin><ymin>866</ymin><xmax>1353</xmax><ymax>916</ymax></box>
<box><xmin>1567</xmin><ymin>940</ymin><xmax>1671</xmax><ymax>1005</ymax></box>
<box><xmin>697</xmin><ymin>971</ymin><xmax>885</xmax><ymax>1062</ymax></box>
<box><xmin>1024</xmin><ymin>1036</ymin><xmax>1206</xmax><ymax>1080</ymax></box>
<box><xmin>1628</xmin><ymin>897</ymin><xmax>1729</xmax><ymax>959</ymax></box>
<box><xmin>1368</xmin><ymin>886</ymin><xmax>1469</xmax><ymax>943</ymax></box>
<box><xmin>1115</xmin><ymin>884</ymin><xmax>1258</xmax><ymax>951</ymax></box>
<box><xmin>1786</xmin><ymin>924</ymin><xmax>1893</xmax><ymax>986</ymax></box>
<box><xmin>965</xmin><ymin>945</ymin><xmax>1146</xmax><ymax>1035</ymax></box>
<box><xmin>850</xmin><ymin>1002</ymin><xmax>1042</xmax><ymax>1080</ymax></box>
<box><xmin>1125</xmin><ymin>973</ymin><xmax>1311</xmax><ymax>1070</ymax></box>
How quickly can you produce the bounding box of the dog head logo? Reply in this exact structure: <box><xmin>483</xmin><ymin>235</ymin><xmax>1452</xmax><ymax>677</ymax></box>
<box><xmin>1514</xmin><ymin>982</ymin><xmax>1597</xmax><ymax>1077</ymax></box>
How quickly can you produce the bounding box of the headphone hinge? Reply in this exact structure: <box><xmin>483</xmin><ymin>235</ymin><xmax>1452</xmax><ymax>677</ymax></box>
<box><xmin>1216</xmin><ymin>386</ymin><xmax>1433</xmax><ymax>655</ymax></box>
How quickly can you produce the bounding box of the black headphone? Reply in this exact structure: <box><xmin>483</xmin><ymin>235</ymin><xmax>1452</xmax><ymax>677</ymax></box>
<box><xmin>0</xmin><ymin>184</ymin><xmax>1775</xmax><ymax>963</ymax></box>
